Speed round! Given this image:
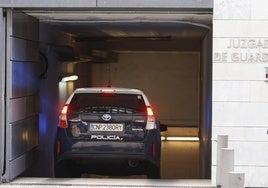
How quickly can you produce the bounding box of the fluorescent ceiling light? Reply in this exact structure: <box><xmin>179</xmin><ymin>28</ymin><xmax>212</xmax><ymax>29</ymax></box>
<box><xmin>161</xmin><ymin>136</ymin><xmax>199</xmax><ymax>141</ymax></box>
<box><xmin>61</xmin><ymin>75</ymin><xmax>78</xmax><ymax>82</ymax></box>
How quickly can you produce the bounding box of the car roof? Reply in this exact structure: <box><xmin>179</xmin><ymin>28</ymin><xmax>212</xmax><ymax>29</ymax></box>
<box><xmin>66</xmin><ymin>87</ymin><xmax>151</xmax><ymax>105</ymax></box>
<box><xmin>74</xmin><ymin>87</ymin><xmax>145</xmax><ymax>95</ymax></box>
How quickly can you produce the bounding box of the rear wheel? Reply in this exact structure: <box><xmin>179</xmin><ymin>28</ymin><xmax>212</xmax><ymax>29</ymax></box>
<box><xmin>54</xmin><ymin>161</ymin><xmax>80</xmax><ymax>178</ymax></box>
<box><xmin>147</xmin><ymin>164</ymin><xmax>160</xmax><ymax>179</ymax></box>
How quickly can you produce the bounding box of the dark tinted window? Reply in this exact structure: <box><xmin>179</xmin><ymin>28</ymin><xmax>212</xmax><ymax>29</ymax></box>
<box><xmin>69</xmin><ymin>93</ymin><xmax>146</xmax><ymax>114</ymax></box>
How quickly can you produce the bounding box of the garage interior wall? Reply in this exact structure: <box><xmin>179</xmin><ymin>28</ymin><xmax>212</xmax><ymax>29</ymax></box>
<box><xmin>89</xmin><ymin>52</ymin><xmax>200</xmax><ymax>127</ymax></box>
<box><xmin>5</xmin><ymin>10</ymin><xmax>40</xmax><ymax>180</ymax></box>
<box><xmin>26</xmin><ymin>21</ymin><xmax>74</xmax><ymax>177</ymax></box>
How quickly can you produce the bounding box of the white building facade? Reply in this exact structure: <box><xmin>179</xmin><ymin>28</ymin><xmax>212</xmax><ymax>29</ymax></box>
<box><xmin>212</xmin><ymin>0</ymin><xmax>268</xmax><ymax>187</ymax></box>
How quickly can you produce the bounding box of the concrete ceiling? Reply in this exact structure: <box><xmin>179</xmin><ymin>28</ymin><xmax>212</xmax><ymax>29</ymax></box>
<box><xmin>26</xmin><ymin>11</ymin><xmax>212</xmax><ymax>42</ymax></box>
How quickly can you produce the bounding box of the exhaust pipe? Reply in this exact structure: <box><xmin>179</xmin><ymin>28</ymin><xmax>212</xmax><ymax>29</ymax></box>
<box><xmin>128</xmin><ymin>160</ymin><xmax>139</xmax><ymax>168</ymax></box>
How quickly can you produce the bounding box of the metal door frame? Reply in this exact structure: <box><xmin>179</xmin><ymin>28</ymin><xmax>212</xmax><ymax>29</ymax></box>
<box><xmin>0</xmin><ymin>8</ymin><xmax>6</xmax><ymax>183</ymax></box>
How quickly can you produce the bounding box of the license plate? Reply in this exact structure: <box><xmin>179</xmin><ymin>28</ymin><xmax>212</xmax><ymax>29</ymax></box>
<box><xmin>89</xmin><ymin>123</ymin><xmax>124</xmax><ymax>132</ymax></box>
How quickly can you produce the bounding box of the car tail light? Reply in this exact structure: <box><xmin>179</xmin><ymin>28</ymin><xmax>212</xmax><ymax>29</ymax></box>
<box><xmin>152</xmin><ymin>143</ymin><xmax>156</xmax><ymax>156</ymax></box>
<box><xmin>59</xmin><ymin>105</ymin><xmax>68</xmax><ymax>128</ymax></box>
<box><xmin>147</xmin><ymin>107</ymin><xmax>154</xmax><ymax>116</ymax></box>
<box><xmin>146</xmin><ymin>106</ymin><xmax>157</xmax><ymax>130</ymax></box>
<box><xmin>57</xmin><ymin>141</ymin><xmax>61</xmax><ymax>154</ymax></box>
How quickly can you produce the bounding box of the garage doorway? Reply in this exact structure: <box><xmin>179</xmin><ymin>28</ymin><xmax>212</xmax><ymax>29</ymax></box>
<box><xmin>1</xmin><ymin>9</ymin><xmax>212</xmax><ymax>182</ymax></box>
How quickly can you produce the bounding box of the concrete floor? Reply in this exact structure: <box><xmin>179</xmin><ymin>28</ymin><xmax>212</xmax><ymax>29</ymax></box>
<box><xmin>0</xmin><ymin>178</ymin><xmax>214</xmax><ymax>188</ymax></box>
<box><xmin>161</xmin><ymin>127</ymin><xmax>200</xmax><ymax>179</ymax></box>
<box><xmin>161</xmin><ymin>140</ymin><xmax>200</xmax><ymax>179</ymax></box>
<box><xmin>81</xmin><ymin>135</ymin><xmax>200</xmax><ymax>179</ymax></box>
<box><xmin>80</xmin><ymin>127</ymin><xmax>201</xmax><ymax>179</ymax></box>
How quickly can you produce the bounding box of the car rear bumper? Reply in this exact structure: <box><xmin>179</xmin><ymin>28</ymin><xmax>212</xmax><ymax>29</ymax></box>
<box><xmin>55</xmin><ymin>140</ymin><xmax>159</xmax><ymax>166</ymax></box>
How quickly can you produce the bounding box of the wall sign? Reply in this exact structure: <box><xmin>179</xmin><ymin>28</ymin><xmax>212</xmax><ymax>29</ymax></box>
<box><xmin>214</xmin><ymin>38</ymin><xmax>268</xmax><ymax>63</ymax></box>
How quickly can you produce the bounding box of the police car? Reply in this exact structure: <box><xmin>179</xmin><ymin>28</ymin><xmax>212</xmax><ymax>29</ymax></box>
<box><xmin>54</xmin><ymin>87</ymin><xmax>162</xmax><ymax>178</ymax></box>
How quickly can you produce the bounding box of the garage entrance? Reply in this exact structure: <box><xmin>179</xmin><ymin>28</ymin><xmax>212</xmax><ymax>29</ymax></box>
<box><xmin>0</xmin><ymin>7</ymin><xmax>212</xmax><ymax>182</ymax></box>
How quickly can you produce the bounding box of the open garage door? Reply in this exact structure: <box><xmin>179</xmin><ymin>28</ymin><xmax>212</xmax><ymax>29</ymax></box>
<box><xmin>1</xmin><ymin>7</ymin><xmax>212</xmax><ymax>182</ymax></box>
<box><xmin>26</xmin><ymin>10</ymin><xmax>212</xmax><ymax>179</ymax></box>
<box><xmin>1</xmin><ymin>10</ymin><xmax>40</xmax><ymax>182</ymax></box>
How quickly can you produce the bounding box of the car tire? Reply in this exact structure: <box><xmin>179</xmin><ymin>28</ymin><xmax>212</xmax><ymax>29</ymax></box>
<box><xmin>147</xmin><ymin>164</ymin><xmax>160</xmax><ymax>179</ymax></box>
<box><xmin>55</xmin><ymin>162</ymin><xmax>80</xmax><ymax>178</ymax></box>
<box><xmin>54</xmin><ymin>163</ymin><xmax>69</xmax><ymax>177</ymax></box>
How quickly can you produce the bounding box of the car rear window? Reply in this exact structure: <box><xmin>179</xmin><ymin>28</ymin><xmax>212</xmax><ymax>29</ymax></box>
<box><xmin>69</xmin><ymin>93</ymin><xmax>146</xmax><ymax>114</ymax></box>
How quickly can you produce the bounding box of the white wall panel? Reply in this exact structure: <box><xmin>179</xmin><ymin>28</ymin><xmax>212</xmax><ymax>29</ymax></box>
<box><xmin>213</xmin><ymin>0</ymin><xmax>251</xmax><ymax>20</ymax></box>
<box><xmin>211</xmin><ymin>140</ymin><xmax>268</xmax><ymax>166</ymax></box>
<box><xmin>229</xmin><ymin>141</ymin><xmax>268</xmax><ymax>166</ymax></box>
<box><xmin>213</xmin><ymin>21</ymin><xmax>268</xmax><ymax>38</ymax></box>
<box><xmin>212</xmin><ymin>126</ymin><xmax>268</xmax><ymax>141</ymax></box>
<box><xmin>213</xmin><ymin>102</ymin><xmax>268</xmax><ymax>127</ymax></box>
<box><xmin>213</xmin><ymin>81</ymin><xmax>268</xmax><ymax>102</ymax></box>
<box><xmin>213</xmin><ymin>63</ymin><xmax>268</xmax><ymax>81</ymax></box>
<box><xmin>251</xmin><ymin>0</ymin><xmax>268</xmax><ymax>20</ymax></box>
<box><xmin>235</xmin><ymin>166</ymin><xmax>268</xmax><ymax>187</ymax></box>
